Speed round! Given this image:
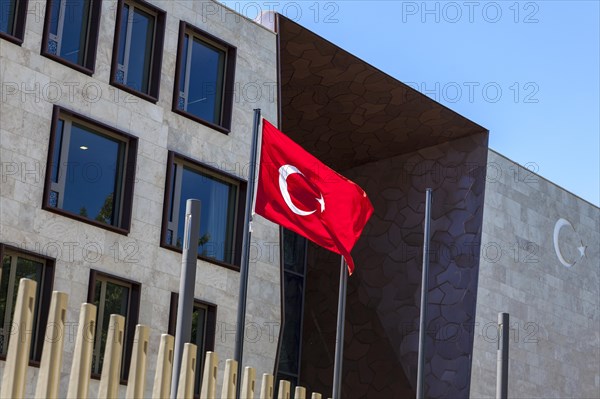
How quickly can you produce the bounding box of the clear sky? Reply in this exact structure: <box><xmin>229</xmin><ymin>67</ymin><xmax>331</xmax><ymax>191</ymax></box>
<box><xmin>222</xmin><ymin>1</ymin><xmax>600</xmax><ymax>206</ymax></box>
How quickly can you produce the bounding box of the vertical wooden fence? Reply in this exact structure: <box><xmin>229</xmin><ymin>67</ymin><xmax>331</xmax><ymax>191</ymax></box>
<box><xmin>0</xmin><ymin>279</ymin><xmax>327</xmax><ymax>398</ymax></box>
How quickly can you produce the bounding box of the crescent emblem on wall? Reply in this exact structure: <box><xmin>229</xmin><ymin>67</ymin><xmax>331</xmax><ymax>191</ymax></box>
<box><xmin>553</xmin><ymin>218</ymin><xmax>587</xmax><ymax>268</ymax></box>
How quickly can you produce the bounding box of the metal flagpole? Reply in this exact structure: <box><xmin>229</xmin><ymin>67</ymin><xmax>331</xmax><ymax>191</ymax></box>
<box><xmin>416</xmin><ymin>188</ymin><xmax>432</xmax><ymax>399</ymax></box>
<box><xmin>496</xmin><ymin>312</ymin><xmax>509</xmax><ymax>399</ymax></box>
<box><xmin>170</xmin><ymin>199</ymin><xmax>201</xmax><ymax>399</ymax></box>
<box><xmin>234</xmin><ymin>108</ymin><xmax>262</xmax><ymax>370</ymax></box>
<box><xmin>332</xmin><ymin>256</ymin><xmax>348</xmax><ymax>399</ymax></box>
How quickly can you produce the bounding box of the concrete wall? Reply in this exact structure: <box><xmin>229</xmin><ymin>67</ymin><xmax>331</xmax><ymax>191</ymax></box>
<box><xmin>470</xmin><ymin>150</ymin><xmax>599</xmax><ymax>398</ymax></box>
<box><xmin>0</xmin><ymin>1</ymin><xmax>280</xmax><ymax>396</ymax></box>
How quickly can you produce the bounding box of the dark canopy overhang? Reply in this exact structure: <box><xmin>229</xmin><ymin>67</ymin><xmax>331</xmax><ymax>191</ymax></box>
<box><xmin>275</xmin><ymin>15</ymin><xmax>488</xmax><ymax>171</ymax></box>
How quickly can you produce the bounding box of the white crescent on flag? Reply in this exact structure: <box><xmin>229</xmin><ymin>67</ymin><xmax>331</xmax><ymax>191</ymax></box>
<box><xmin>278</xmin><ymin>164</ymin><xmax>325</xmax><ymax>216</ymax></box>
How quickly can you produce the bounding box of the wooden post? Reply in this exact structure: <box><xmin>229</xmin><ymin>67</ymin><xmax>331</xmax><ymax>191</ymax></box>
<box><xmin>277</xmin><ymin>380</ymin><xmax>291</xmax><ymax>399</ymax></box>
<box><xmin>35</xmin><ymin>291</ymin><xmax>69</xmax><ymax>399</ymax></box>
<box><xmin>200</xmin><ymin>351</ymin><xmax>219</xmax><ymax>399</ymax></box>
<box><xmin>0</xmin><ymin>278</ymin><xmax>37</xmax><ymax>399</ymax></box>
<box><xmin>152</xmin><ymin>334</ymin><xmax>175</xmax><ymax>398</ymax></box>
<box><xmin>294</xmin><ymin>386</ymin><xmax>306</xmax><ymax>399</ymax></box>
<box><xmin>66</xmin><ymin>303</ymin><xmax>97</xmax><ymax>399</ymax></box>
<box><xmin>98</xmin><ymin>314</ymin><xmax>125</xmax><ymax>399</ymax></box>
<box><xmin>259</xmin><ymin>374</ymin><xmax>274</xmax><ymax>399</ymax></box>
<box><xmin>126</xmin><ymin>325</ymin><xmax>150</xmax><ymax>398</ymax></box>
<box><xmin>240</xmin><ymin>366</ymin><xmax>256</xmax><ymax>399</ymax></box>
<box><xmin>176</xmin><ymin>343</ymin><xmax>197</xmax><ymax>399</ymax></box>
<box><xmin>221</xmin><ymin>359</ymin><xmax>238</xmax><ymax>399</ymax></box>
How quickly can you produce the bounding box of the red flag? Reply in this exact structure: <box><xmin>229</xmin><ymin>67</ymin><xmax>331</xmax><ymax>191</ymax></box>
<box><xmin>255</xmin><ymin>120</ymin><xmax>374</xmax><ymax>275</ymax></box>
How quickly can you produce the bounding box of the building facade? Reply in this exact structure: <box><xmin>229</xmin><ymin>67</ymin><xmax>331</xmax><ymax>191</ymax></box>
<box><xmin>1</xmin><ymin>0</ymin><xmax>280</xmax><ymax>397</ymax></box>
<box><xmin>471</xmin><ymin>150</ymin><xmax>599</xmax><ymax>398</ymax></box>
<box><xmin>1</xmin><ymin>2</ymin><xmax>598</xmax><ymax>398</ymax></box>
<box><xmin>268</xmin><ymin>13</ymin><xmax>599</xmax><ymax>399</ymax></box>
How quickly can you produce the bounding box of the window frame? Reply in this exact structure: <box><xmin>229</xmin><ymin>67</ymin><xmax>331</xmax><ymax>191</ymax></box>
<box><xmin>172</xmin><ymin>21</ymin><xmax>237</xmax><ymax>134</ymax></box>
<box><xmin>42</xmin><ymin>105</ymin><xmax>138</xmax><ymax>235</ymax></box>
<box><xmin>160</xmin><ymin>151</ymin><xmax>246</xmax><ymax>271</ymax></box>
<box><xmin>109</xmin><ymin>0</ymin><xmax>165</xmax><ymax>103</ymax></box>
<box><xmin>87</xmin><ymin>269</ymin><xmax>141</xmax><ymax>384</ymax></box>
<box><xmin>168</xmin><ymin>292</ymin><xmax>217</xmax><ymax>399</ymax></box>
<box><xmin>0</xmin><ymin>0</ymin><xmax>28</xmax><ymax>45</ymax></box>
<box><xmin>40</xmin><ymin>0</ymin><xmax>102</xmax><ymax>75</ymax></box>
<box><xmin>0</xmin><ymin>244</ymin><xmax>55</xmax><ymax>367</ymax></box>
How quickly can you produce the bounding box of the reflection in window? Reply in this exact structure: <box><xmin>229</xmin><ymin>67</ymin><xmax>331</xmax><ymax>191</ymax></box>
<box><xmin>0</xmin><ymin>0</ymin><xmax>26</xmax><ymax>43</ymax></box>
<box><xmin>91</xmin><ymin>276</ymin><xmax>130</xmax><ymax>377</ymax></box>
<box><xmin>190</xmin><ymin>304</ymin><xmax>207</xmax><ymax>394</ymax></box>
<box><xmin>113</xmin><ymin>0</ymin><xmax>164</xmax><ymax>98</ymax></box>
<box><xmin>166</xmin><ymin>159</ymin><xmax>239</xmax><ymax>264</ymax></box>
<box><xmin>87</xmin><ymin>271</ymin><xmax>139</xmax><ymax>382</ymax></box>
<box><xmin>168</xmin><ymin>294</ymin><xmax>215</xmax><ymax>398</ymax></box>
<box><xmin>173</xmin><ymin>23</ymin><xmax>236</xmax><ymax>131</ymax></box>
<box><xmin>177</xmin><ymin>34</ymin><xmax>225</xmax><ymax>124</ymax></box>
<box><xmin>44</xmin><ymin>107</ymin><xmax>137</xmax><ymax>231</ymax></box>
<box><xmin>276</xmin><ymin>230</ymin><xmax>307</xmax><ymax>390</ymax></box>
<box><xmin>119</xmin><ymin>5</ymin><xmax>154</xmax><ymax>91</ymax></box>
<box><xmin>0</xmin><ymin>249</ymin><xmax>51</xmax><ymax>362</ymax></box>
<box><xmin>46</xmin><ymin>0</ymin><xmax>91</xmax><ymax>65</ymax></box>
<box><xmin>50</xmin><ymin>120</ymin><xmax>124</xmax><ymax>225</ymax></box>
<box><xmin>0</xmin><ymin>0</ymin><xmax>17</xmax><ymax>35</ymax></box>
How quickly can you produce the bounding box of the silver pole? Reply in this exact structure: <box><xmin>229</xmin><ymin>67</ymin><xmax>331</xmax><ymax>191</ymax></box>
<box><xmin>416</xmin><ymin>188</ymin><xmax>432</xmax><ymax>399</ymax></box>
<box><xmin>496</xmin><ymin>312</ymin><xmax>509</xmax><ymax>399</ymax></box>
<box><xmin>234</xmin><ymin>108</ymin><xmax>262</xmax><ymax>368</ymax></box>
<box><xmin>170</xmin><ymin>199</ymin><xmax>201</xmax><ymax>399</ymax></box>
<box><xmin>332</xmin><ymin>257</ymin><xmax>348</xmax><ymax>399</ymax></box>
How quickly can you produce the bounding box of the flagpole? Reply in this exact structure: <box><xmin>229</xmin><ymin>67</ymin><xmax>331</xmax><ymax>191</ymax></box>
<box><xmin>170</xmin><ymin>199</ymin><xmax>201</xmax><ymax>399</ymax></box>
<box><xmin>234</xmin><ymin>108</ymin><xmax>262</xmax><ymax>373</ymax></box>
<box><xmin>416</xmin><ymin>188</ymin><xmax>432</xmax><ymax>399</ymax></box>
<box><xmin>332</xmin><ymin>256</ymin><xmax>348</xmax><ymax>399</ymax></box>
<box><xmin>496</xmin><ymin>312</ymin><xmax>510</xmax><ymax>399</ymax></box>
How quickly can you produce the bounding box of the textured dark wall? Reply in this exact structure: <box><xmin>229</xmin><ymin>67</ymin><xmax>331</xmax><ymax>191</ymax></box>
<box><xmin>276</xmin><ymin>13</ymin><xmax>490</xmax><ymax>398</ymax></box>
<box><xmin>298</xmin><ymin>133</ymin><xmax>489</xmax><ymax>398</ymax></box>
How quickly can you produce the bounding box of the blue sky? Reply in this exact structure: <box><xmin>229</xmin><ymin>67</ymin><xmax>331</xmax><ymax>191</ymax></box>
<box><xmin>223</xmin><ymin>1</ymin><xmax>600</xmax><ymax>206</ymax></box>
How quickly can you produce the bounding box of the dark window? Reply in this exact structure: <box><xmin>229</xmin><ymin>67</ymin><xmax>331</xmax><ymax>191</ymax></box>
<box><xmin>168</xmin><ymin>293</ymin><xmax>216</xmax><ymax>399</ymax></box>
<box><xmin>0</xmin><ymin>244</ymin><xmax>55</xmax><ymax>365</ymax></box>
<box><xmin>276</xmin><ymin>230</ymin><xmax>307</xmax><ymax>389</ymax></box>
<box><xmin>43</xmin><ymin>106</ymin><xmax>138</xmax><ymax>234</ymax></box>
<box><xmin>161</xmin><ymin>152</ymin><xmax>245</xmax><ymax>270</ymax></box>
<box><xmin>110</xmin><ymin>0</ymin><xmax>165</xmax><ymax>102</ymax></box>
<box><xmin>41</xmin><ymin>0</ymin><xmax>102</xmax><ymax>74</ymax></box>
<box><xmin>0</xmin><ymin>0</ymin><xmax>28</xmax><ymax>45</ymax></box>
<box><xmin>87</xmin><ymin>270</ymin><xmax>140</xmax><ymax>381</ymax></box>
<box><xmin>173</xmin><ymin>21</ymin><xmax>236</xmax><ymax>133</ymax></box>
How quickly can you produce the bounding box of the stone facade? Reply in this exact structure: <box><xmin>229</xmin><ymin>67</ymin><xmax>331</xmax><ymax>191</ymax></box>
<box><xmin>470</xmin><ymin>150</ymin><xmax>600</xmax><ymax>398</ymax></box>
<box><xmin>2</xmin><ymin>3</ymin><xmax>599</xmax><ymax>398</ymax></box>
<box><xmin>0</xmin><ymin>1</ymin><xmax>280</xmax><ymax>396</ymax></box>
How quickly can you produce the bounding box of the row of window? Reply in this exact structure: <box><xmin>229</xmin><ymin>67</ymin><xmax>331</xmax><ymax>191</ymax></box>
<box><xmin>1</xmin><ymin>0</ymin><xmax>237</xmax><ymax>132</ymax></box>
<box><xmin>0</xmin><ymin>244</ymin><xmax>216</xmax><ymax>396</ymax></box>
<box><xmin>2</xmin><ymin>2</ymin><xmax>244</xmax><ymax>395</ymax></box>
<box><xmin>45</xmin><ymin>105</ymin><xmax>246</xmax><ymax>268</ymax></box>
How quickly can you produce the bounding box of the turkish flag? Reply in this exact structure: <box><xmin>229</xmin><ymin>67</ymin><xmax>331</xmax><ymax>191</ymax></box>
<box><xmin>255</xmin><ymin>120</ymin><xmax>374</xmax><ymax>275</ymax></box>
